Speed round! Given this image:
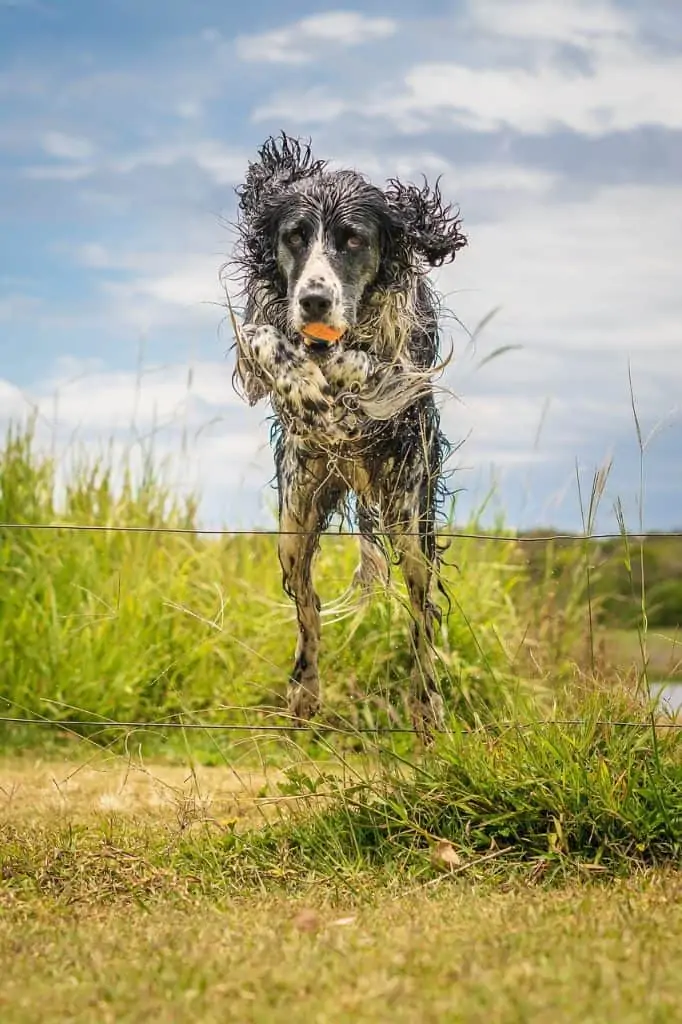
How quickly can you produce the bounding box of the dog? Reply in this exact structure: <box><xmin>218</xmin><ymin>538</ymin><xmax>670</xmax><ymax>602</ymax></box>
<box><xmin>228</xmin><ymin>133</ymin><xmax>466</xmax><ymax>738</ymax></box>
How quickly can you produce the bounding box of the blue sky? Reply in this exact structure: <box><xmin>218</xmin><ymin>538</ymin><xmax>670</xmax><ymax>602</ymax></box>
<box><xmin>1</xmin><ymin>0</ymin><xmax>681</xmax><ymax>531</ymax></box>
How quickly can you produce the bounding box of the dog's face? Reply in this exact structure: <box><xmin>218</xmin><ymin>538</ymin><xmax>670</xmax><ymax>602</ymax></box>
<box><xmin>235</xmin><ymin>134</ymin><xmax>467</xmax><ymax>342</ymax></box>
<box><xmin>274</xmin><ymin>177</ymin><xmax>386</xmax><ymax>339</ymax></box>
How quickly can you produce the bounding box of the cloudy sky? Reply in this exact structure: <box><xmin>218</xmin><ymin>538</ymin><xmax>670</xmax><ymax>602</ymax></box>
<box><xmin>1</xmin><ymin>0</ymin><xmax>681</xmax><ymax>531</ymax></box>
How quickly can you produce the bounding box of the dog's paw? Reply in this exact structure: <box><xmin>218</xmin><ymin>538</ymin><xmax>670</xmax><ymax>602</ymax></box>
<box><xmin>278</xmin><ymin>364</ymin><xmax>333</xmax><ymax>416</ymax></box>
<box><xmin>288</xmin><ymin>683</ymin><xmax>321</xmax><ymax>723</ymax></box>
<box><xmin>324</xmin><ymin>348</ymin><xmax>372</xmax><ymax>389</ymax></box>
<box><xmin>238</xmin><ymin>322</ymin><xmax>283</xmax><ymax>358</ymax></box>
<box><xmin>410</xmin><ymin>690</ymin><xmax>445</xmax><ymax>746</ymax></box>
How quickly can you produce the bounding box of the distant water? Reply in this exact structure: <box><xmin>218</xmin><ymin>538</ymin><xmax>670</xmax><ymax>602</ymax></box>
<box><xmin>651</xmin><ymin>682</ymin><xmax>682</xmax><ymax>714</ymax></box>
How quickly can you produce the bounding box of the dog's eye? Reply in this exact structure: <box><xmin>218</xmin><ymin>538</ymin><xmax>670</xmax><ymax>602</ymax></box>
<box><xmin>344</xmin><ymin>234</ymin><xmax>366</xmax><ymax>251</ymax></box>
<box><xmin>286</xmin><ymin>231</ymin><xmax>306</xmax><ymax>250</ymax></box>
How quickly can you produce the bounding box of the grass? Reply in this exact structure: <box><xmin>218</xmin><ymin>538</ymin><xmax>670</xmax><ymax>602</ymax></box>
<box><xmin>3</xmin><ymin>877</ymin><xmax>682</xmax><ymax>1023</ymax></box>
<box><xmin>0</xmin><ymin>419</ymin><xmax>590</xmax><ymax>741</ymax></box>
<box><xmin>2</xmin><ymin>750</ymin><xmax>682</xmax><ymax>1022</ymax></box>
<box><xmin>3</xmin><ymin>415</ymin><xmax>682</xmax><ymax>1020</ymax></box>
<box><xmin>3</xmin><ymin>688</ymin><xmax>681</xmax><ymax>899</ymax></box>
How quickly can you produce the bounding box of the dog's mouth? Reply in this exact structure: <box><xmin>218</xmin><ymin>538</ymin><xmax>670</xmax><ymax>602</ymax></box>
<box><xmin>304</xmin><ymin>337</ymin><xmax>334</xmax><ymax>356</ymax></box>
<box><xmin>300</xmin><ymin>321</ymin><xmax>346</xmax><ymax>348</ymax></box>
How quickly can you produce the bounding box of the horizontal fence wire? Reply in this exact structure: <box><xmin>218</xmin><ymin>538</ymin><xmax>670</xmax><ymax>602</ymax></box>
<box><xmin>1</xmin><ymin>715</ymin><xmax>681</xmax><ymax>735</ymax></box>
<box><xmin>2</xmin><ymin>522</ymin><xmax>682</xmax><ymax>542</ymax></box>
<box><xmin>0</xmin><ymin>714</ymin><xmax>415</xmax><ymax>736</ymax></box>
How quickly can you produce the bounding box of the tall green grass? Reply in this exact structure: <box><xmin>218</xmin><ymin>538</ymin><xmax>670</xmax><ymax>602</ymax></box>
<box><xmin>0</xmin><ymin>419</ymin><xmax>591</xmax><ymax>736</ymax></box>
<box><xmin>3</xmin><ymin>418</ymin><xmax>681</xmax><ymax>882</ymax></box>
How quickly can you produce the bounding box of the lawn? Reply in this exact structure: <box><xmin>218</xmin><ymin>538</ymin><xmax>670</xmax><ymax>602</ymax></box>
<box><xmin>2</xmin><ymin>754</ymin><xmax>682</xmax><ymax>1023</ymax></box>
<box><xmin>4</xmin><ymin>877</ymin><xmax>682</xmax><ymax>1023</ymax></box>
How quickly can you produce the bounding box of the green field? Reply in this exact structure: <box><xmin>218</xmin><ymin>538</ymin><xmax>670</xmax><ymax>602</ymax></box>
<box><xmin>2</xmin><ymin>420</ymin><xmax>682</xmax><ymax>1021</ymax></box>
<box><xmin>603</xmin><ymin>627</ymin><xmax>682</xmax><ymax>682</ymax></box>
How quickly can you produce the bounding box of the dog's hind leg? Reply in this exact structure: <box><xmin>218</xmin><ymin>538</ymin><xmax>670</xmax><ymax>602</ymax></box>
<box><xmin>391</xmin><ymin>517</ymin><xmax>444</xmax><ymax>741</ymax></box>
<box><xmin>352</xmin><ymin>504</ymin><xmax>389</xmax><ymax>596</ymax></box>
<box><xmin>276</xmin><ymin>440</ymin><xmax>346</xmax><ymax>723</ymax></box>
<box><xmin>381</xmin><ymin>410</ymin><xmax>446</xmax><ymax>742</ymax></box>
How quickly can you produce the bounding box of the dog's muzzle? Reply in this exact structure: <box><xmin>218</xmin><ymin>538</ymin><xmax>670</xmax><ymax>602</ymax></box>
<box><xmin>296</xmin><ymin>286</ymin><xmax>346</xmax><ymax>348</ymax></box>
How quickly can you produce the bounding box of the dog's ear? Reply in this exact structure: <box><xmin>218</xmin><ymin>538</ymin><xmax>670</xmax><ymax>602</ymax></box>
<box><xmin>384</xmin><ymin>176</ymin><xmax>467</xmax><ymax>267</ymax></box>
<box><xmin>236</xmin><ymin>133</ymin><xmax>326</xmax><ymax>218</ymax></box>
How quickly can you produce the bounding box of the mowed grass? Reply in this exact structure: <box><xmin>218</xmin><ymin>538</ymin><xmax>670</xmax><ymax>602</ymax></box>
<box><xmin>2</xmin><ymin>753</ymin><xmax>682</xmax><ymax>1023</ymax></box>
<box><xmin>3</xmin><ymin>878</ymin><xmax>682</xmax><ymax>1023</ymax></box>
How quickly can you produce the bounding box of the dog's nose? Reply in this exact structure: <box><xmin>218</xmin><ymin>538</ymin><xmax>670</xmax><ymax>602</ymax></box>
<box><xmin>299</xmin><ymin>290</ymin><xmax>332</xmax><ymax>320</ymax></box>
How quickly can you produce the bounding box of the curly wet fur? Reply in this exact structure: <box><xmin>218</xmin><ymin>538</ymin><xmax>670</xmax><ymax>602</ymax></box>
<box><xmin>227</xmin><ymin>133</ymin><xmax>467</xmax><ymax>739</ymax></box>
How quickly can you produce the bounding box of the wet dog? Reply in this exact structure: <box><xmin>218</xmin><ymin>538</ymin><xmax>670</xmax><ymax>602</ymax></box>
<box><xmin>229</xmin><ymin>133</ymin><xmax>466</xmax><ymax>736</ymax></box>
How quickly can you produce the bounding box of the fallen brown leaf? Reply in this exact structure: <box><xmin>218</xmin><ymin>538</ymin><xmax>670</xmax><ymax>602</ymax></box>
<box><xmin>431</xmin><ymin>840</ymin><xmax>464</xmax><ymax>871</ymax></box>
<box><xmin>293</xmin><ymin>908</ymin><xmax>322</xmax><ymax>933</ymax></box>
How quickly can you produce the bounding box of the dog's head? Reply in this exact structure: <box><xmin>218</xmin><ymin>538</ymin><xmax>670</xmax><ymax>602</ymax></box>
<box><xmin>235</xmin><ymin>133</ymin><xmax>467</xmax><ymax>345</ymax></box>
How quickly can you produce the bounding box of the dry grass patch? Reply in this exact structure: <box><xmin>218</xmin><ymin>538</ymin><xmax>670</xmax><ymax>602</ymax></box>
<box><xmin>0</xmin><ymin>754</ymin><xmax>280</xmax><ymax>827</ymax></box>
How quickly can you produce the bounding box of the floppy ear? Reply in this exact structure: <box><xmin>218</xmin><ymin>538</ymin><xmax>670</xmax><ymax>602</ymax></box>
<box><xmin>236</xmin><ymin>132</ymin><xmax>326</xmax><ymax>219</ymax></box>
<box><xmin>384</xmin><ymin>175</ymin><xmax>467</xmax><ymax>267</ymax></box>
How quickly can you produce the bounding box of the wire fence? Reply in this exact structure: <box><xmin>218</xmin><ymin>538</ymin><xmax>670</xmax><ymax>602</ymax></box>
<box><xmin>2</xmin><ymin>521</ymin><xmax>682</xmax><ymax>542</ymax></box>
<box><xmin>2</xmin><ymin>714</ymin><xmax>681</xmax><ymax>737</ymax></box>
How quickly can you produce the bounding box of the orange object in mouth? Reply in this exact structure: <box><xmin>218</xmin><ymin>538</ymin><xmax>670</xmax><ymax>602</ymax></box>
<box><xmin>301</xmin><ymin>322</ymin><xmax>344</xmax><ymax>345</ymax></box>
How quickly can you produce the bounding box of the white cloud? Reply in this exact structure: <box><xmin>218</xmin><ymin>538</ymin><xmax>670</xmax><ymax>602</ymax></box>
<box><xmin>24</xmin><ymin>139</ymin><xmax>246</xmax><ymax>186</ymax></box>
<box><xmin>79</xmin><ymin>248</ymin><xmax>228</xmax><ymax>333</ymax></box>
<box><xmin>466</xmin><ymin>0</ymin><xmax>632</xmax><ymax>45</ymax></box>
<box><xmin>76</xmin><ymin>243</ymin><xmax>111</xmax><ymax>269</ymax></box>
<box><xmin>34</xmin><ymin>360</ymin><xmax>239</xmax><ymax>431</ymax></box>
<box><xmin>120</xmin><ymin>256</ymin><xmax>224</xmax><ymax>309</ymax></box>
<box><xmin>61</xmin><ymin>233</ymin><xmax>233</xmax><ymax>337</ymax></box>
<box><xmin>381</xmin><ymin>51</ymin><xmax>682</xmax><ymax>136</ymax></box>
<box><xmin>253</xmin><ymin>87</ymin><xmax>349</xmax><ymax>125</ymax></box>
<box><xmin>252</xmin><ymin>0</ymin><xmax>682</xmax><ymax>137</ymax></box>
<box><xmin>325</xmin><ymin>148</ymin><xmax>556</xmax><ymax>195</ymax></box>
<box><xmin>24</xmin><ymin>163</ymin><xmax>93</xmax><ymax>181</ymax></box>
<box><xmin>113</xmin><ymin>140</ymin><xmax>246</xmax><ymax>184</ymax></box>
<box><xmin>176</xmin><ymin>100</ymin><xmax>203</xmax><ymax>120</ymax></box>
<box><xmin>440</xmin><ymin>181</ymin><xmax>682</xmax><ymax>357</ymax></box>
<box><xmin>261</xmin><ymin>45</ymin><xmax>682</xmax><ymax>135</ymax></box>
<box><xmin>237</xmin><ymin>10</ymin><xmax>397</xmax><ymax>64</ymax></box>
<box><xmin>0</xmin><ymin>292</ymin><xmax>42</xmax><ymax>321</ymax></box>
<box><xmin>0</xmin><ymin>378</ymin><xmax>28</xmax><ymax>417</ymax></box>
<box><xmin>427</xmin><ymin>179</ymin><xmax>682</xmax><ymax>505</ymax></box>
<box><xmin>0</xmin><ymin>359</ymin><xmax>274</xmax><ymax>525</ymax></box>
<box><xmin>42</xmin><ymin>131</ymin><xmax>95</xmax><ymax>161</ymax></box>
<box><xmin>188</xmin><ymin>142</ymin><xmax>246</xmax><ymax>185</ymax></box>
<box><xmin>298</xmin><ymin>11</ymin><xmax>396</xmax><ymax>44</ymax></box>
<box><xmin>457</xmin><ymin>165</ymin><xmax>557</xmax><ymax>194</ymax></box>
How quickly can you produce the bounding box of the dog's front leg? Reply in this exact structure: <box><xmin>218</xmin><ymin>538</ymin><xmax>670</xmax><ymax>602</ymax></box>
<box><xmin>276</xmin><ymin>441</ymin><xmax>346</xmax><ymax>722</ymax></box>
<box><xmin>237</xmin><ymin>324</ymin><xmax>333</xmax><ymax>418</ymax></box>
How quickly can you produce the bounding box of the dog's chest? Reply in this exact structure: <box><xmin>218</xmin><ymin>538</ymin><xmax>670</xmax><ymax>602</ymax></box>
<box><xmin>279</xmin><ymin>343</ymin><xmax>426</xmax><ymax>477</ymax></box>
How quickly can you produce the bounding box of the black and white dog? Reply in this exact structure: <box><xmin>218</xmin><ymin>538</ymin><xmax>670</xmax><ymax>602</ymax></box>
<box><xmin>229</xmin><ymin>133</ymin><xmax>466</xmax><ymax>737</ymax></box>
